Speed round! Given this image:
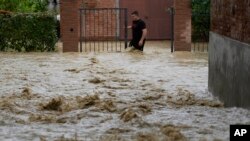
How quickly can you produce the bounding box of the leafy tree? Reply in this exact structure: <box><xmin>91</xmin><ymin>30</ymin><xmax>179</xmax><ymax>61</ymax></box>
<box><xmin>192</xmin><ymin>0</ymin><xmax>210</xmax><ymax>14</ymax></box>
<box><xmin>192</xmin><ymin>0</ymin><xmax>210</xmax><ymax>42</ymax></box>
<box><xmin>0</xmin><ymin>0</ymin><xmax>49</xmax><ymax>12</ymax></box>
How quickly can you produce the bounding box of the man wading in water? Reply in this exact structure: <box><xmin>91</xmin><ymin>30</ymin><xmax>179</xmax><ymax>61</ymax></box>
<box><xmin>127</xmin><ymin>11</ymin><xmax>147</xmax><ymax>51</ymax></box>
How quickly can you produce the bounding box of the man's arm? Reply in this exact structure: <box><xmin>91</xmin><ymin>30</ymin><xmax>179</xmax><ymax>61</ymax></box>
<box><xmin>139</xmin><ymin>28</ymin><xmax>147</xmax><ymax>46</ymax></box>
<box><xmin>127</xmin><ymin>26</ymin><xmax>132</xmax><ymax>29</ymax></box>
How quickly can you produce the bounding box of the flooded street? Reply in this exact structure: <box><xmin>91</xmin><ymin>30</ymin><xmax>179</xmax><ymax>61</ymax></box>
<box><xmin>0</xmin><ymin>41</ymin><xmax>249</xmax><ymax>141</ymax></box>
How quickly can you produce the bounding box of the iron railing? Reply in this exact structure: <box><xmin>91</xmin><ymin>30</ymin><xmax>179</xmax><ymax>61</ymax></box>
<box><xmin>79</xmin><ymin>8</ymin><xmax>128</xmax><ymax>52</ymax></box>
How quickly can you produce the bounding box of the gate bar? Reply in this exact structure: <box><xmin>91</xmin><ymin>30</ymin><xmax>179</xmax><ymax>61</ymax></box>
<box><xmin>124</xmin><ymin>8</ymin><xmax>128</xmax><ymax>49</ymax></box>
<box><xmin>80</xmin><ymin>10</ymin><xmax>82</xmax><ymax>52</ymax></box>
<box><xmin>169</xmin><ymin>7</ymin><xmax>175</xmax><ymax>53</ymax></box>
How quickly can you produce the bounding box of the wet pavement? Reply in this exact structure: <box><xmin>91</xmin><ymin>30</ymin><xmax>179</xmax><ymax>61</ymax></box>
<box><xmin>0</xmin><ymin>41</ymin><xmax>249</xmax><ymax>141</ymax></box>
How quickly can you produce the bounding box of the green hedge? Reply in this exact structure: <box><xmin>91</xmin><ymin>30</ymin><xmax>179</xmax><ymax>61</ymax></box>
<box><xmin>0</xmin><ymin>12</ymin><xmax>57</xmax><ymax>52</ymax></box>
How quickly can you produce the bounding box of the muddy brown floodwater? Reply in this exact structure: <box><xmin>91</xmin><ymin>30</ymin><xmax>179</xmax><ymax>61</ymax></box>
<box><xmin>0</xmin><ymin>41</ymin><xmax>250</xmax><ymax>141</ymax></box>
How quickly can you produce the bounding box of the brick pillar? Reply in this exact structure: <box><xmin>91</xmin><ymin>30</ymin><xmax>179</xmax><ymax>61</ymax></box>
<box><xmin>174</xmin><ymin>0</ymin><xmax>192</xmax><ymax>51</ymax></box>
<box><xmin>60</xmin><ymin>0</ymin><xmax>81</xmax><ymax>52</ymax></box>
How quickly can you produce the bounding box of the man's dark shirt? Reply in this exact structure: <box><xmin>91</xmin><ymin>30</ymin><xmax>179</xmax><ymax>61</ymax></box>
<box><xmin>132</xmin><ymin>19</ymin><xmax>146</xmax><ymax>42</ymax></box>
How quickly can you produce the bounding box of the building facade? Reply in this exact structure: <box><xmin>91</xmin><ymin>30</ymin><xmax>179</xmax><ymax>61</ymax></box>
<box><xmin>60</xmin><ymin>0</ymin><xmax>191</xmax><ymax>52</ymax></box>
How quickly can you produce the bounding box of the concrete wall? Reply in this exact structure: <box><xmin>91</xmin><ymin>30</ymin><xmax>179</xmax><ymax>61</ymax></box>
<box><xmin>209</xmin><ymin>0</ymin><xmax>250</xmax><ymax>109</ymax></box>
<box><xmin>209</xmin><ymin>32</ymin><xmax>250</xmax><ymax>109</ymax></box>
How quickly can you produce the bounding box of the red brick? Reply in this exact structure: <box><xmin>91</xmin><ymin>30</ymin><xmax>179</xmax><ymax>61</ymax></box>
<box><xmin>174</xmin><ymin>0</ymin><xmax>192</xmax><ymax>51</ymax></box>
<box><xmin>211</xmin><ymin>0</ymin><xmax>250</xmax><ymax>43</ymax></box>
<box><xmin>61</xmin><ymin>0</ymin><xmax>81</xmax><ymax>52</ymax></box>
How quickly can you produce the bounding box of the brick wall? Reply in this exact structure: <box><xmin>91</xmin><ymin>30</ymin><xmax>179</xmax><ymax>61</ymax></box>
<box><xmin>60</xmin><ymin>0</ymin><xmax>81</xmax><ymax>52</ymax></box>
<box><xmin>81</xmin><ymin>0</ymin><xmax>119</xmax><ymax>40</ymax></box>
<box><xmin>60</xmin><ymin>0</ymin><xmax>116</xmax><ymax>52</ymax></box>
<box><xmin>81</xmin><ymin>10</ymin><xmax>122</xmax><ymax>41</ymax></box>
<box><xmin>98</xmin><ymin>0</ymin><xmax>116</xmax><ymax>8</ymax></box>
<box><xmin>174</xmin><ymin>0</ymin><xmax>192</xmax><ymax>51</ymax></box>
<box><xmin>211</xmin><ymin>0</ymin><xmax>250</xmax><ymax>44</ymax></box>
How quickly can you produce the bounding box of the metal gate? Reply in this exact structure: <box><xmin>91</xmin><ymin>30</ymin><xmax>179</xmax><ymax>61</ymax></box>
<box><xmin>79</xmin><ymin>8</ymin><xmax>128</xmax><ymax>52</ymax></box>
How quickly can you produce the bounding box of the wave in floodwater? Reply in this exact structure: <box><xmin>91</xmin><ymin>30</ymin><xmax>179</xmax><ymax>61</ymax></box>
<box><xmin>0</xmin><ymin>43</ymin><xmax>250</xmax><ymax>141</ymax></box>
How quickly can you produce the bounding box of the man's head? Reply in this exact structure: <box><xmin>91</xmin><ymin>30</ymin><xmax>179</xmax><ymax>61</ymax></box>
<box><xmin>131</xmin><ymin>11</ymin><xmax>140</xmax><ymax>21</ymax></box>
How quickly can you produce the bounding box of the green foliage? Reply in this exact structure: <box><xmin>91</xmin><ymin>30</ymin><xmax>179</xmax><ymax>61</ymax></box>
<box><xmin>0</xmin><ymin>0</ymin><xmax>48</xmax><ymax>12</ymax></box>
<box><xmin>192</xmin><ymin>0</ymin><xmax>210</xmax><ymax>13</ymax></box>
<box><xmin>192</xmin><ymin>0</ymin><xmax>210</xmax><ymax>42</ymax></box>
<box><xmin>0</xmin><ymin>13</ymin><xmax>57</xmax><ymax>52</ymax></box>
